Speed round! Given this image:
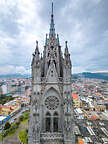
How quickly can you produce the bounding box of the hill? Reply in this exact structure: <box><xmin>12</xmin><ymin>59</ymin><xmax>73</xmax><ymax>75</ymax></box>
<box><xmin>0</xmin><ymin>74</ymin><xmax>31</xmax><ymax>79</ymax></box>
<box><xmin>73</xmin><ymin>72</ymin><xmax>108</xmax><ymax>81</ymax></box>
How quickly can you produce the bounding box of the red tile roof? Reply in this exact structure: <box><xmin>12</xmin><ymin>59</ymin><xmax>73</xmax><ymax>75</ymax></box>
<box><xmin>95</xmin><ymin>92</ymin><xmax>101</xmax><ymax>96</ymax></box>
<box><xmin>72</xmin><ymin>93</ymin><xmax>79</xmax><ymax>100</ymax></box>
<box><xmin>90</xmin><ymin>115</ymin><xmax>99</xmax><ymax>120</ymax></box>
<box><xmin>0</xmin><ymin>105</ymin><xmax>12</xmax><ymax>108</ymax></box>
<box><xmin>78</xmin><ymin>138</ymin><xmax>84</xmax><ymax>144</ymax></box>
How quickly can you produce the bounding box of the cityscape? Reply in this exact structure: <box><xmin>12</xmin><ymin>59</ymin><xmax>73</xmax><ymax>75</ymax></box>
<box><xmin>0</xmin><ymin>77</ymin><xmax>108</xmax><ymax>143</ymax></box>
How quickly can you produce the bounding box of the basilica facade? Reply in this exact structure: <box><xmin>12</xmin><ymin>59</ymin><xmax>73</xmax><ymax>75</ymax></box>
<box><xmin>28</xmin><ymin>3</ymin><xmax>75</xmax><ymax>144</ymax></box>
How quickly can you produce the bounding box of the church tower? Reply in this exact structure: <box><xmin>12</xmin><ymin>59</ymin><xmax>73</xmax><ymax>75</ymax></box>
<box><xmin>28</xmin><ymin>3</ymin><xmax>75</xmax><ymax>144</ymax></box>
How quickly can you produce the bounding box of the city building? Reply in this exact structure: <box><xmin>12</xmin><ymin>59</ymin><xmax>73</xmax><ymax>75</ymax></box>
<box><xmin>72</xmin><ymin>93</ymin><xmax>80</xmax><ymax>108</ymax></box>
<box><xmin>0</xmin><ymin>105</ymin><xmax>13</xmax><ymax>115</ymax></box>
<box><xmin>28</xmin><ymin>3</ymin><xmax>75</xmax><ymax>144</ymax></box>
<box><xmin>1</xmin><ymin>84</ymin><xmax>8</xmax><ymax>94</ymax></box>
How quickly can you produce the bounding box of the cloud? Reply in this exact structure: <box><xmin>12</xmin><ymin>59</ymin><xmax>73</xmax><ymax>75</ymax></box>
<box><xmin>0</xmin><ymin>0</ymin><xmax>108</xmax><ymax>74</ymax></box>
<box><xmin>0</xmin><ymin>0</ymin><xmax>48</xmax><ymax>69</ymax></box>
<box><xmin>0</xmin><ymin>31</ymin><xmax>14</xmax><ymax>64</ymax></box>
<box><xmin>92</xmin><ymin>70</ymin><xmax>108</xmax><ymax>73</ymax></box>
<box><xmin>72</xmin><ymin>66</ymin><xmax>86</xmax><ymax>74</ymax></box>
<box><xmin>0</xmin><ymin>65</ymin><xmax>30</xmax><ymax>75</ymax></box>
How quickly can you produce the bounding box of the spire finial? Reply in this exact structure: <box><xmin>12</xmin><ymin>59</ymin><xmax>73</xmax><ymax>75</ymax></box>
<box><xmin>46</xmin><ymin>34</ymin><xmax>48</xmax><ymax>38</ymax></box>
<box><xmin>45</xmin><ymin>34</ymin><xmax>48</xmax><ymax>45</ymax></box>
<box><xmin>56</xmin><ymin>34</ymin><xmax>59</xmax><ymax>44</ymax></box>
<box><xmin>35</xmin><ymin>40</ymin><xmax>40</xmax><ymax>55</ymax></box>
<box><xmin>65</xmin><ymin>41</ymin><xmax>69</xmax><ymax>56</ymax></box>
<box><xmin>49</xmin><ymin>2</ymin><xmax>55</xmax><ymax>35</ymax></box>
<box><xmin>65</xmin><ymin>41</ymin><xmax>68</xmax><ymax>48</ymax></box>
<box><xmin>52</xmin><ymin>2</ymin><xmax>53</xmax><ymax>15</ymax></box>
<box><xmin>36</xmin><ymin>40</ymin><xmax>38</xmax><ymax>48</ymax></box>
<box><xmin>41</xmin><ymin>53</ymin><xmax>42</xmax><ymax>59</ymax></box>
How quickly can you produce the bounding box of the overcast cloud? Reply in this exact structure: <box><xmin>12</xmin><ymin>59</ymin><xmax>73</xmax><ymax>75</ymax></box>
<box><xmin>0</xmin><ymin>0</ymin><xmax>108</xmax><ymax>74</ymax></box>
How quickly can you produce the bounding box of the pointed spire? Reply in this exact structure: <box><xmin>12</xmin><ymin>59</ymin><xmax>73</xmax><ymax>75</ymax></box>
<box><xmin>35</xmin><ymin>40</ymin><xmax>40</xmax><ymax>55</ymax></box>
<box><xmin>65</xmin><ymin>41</ymin><xmax>68</xmax><ymax>48</ymax></box>
<box><xmin>64</xmin><ymin>41</ymin><xmax>71</xmax><ymax>66</ymax></box>
<box><xmin>45</xmin><ymin>34</ymin><xmax>48</xmax><ymax>45</ymax></box>
<box><xmin>41</xmin><ymin>53</ymin><xmax>42</xmax><ymax>59</ymax></box>
<box><xmin>50</xmin><ymin>2</ymin><xmax>55</xmax><ymax>36</ymax></box>
<box><xmin>36</xmin><ymin>40</ymin><xmax>38</xmax><ymax>48</ymax></box>
<box><xmin>52</xmin><ymin>2</ymin><xmax>53</xmax><ymax>15</ymax></box>
<box><xmin>56</xmin><ymin>34</ymin><xmax>59</xmax><ymax>44</ymax></box>
<box><xmin>65</xmin><ymin>41</ymin><xmax>69</xmax><ymax>56</ymax></box>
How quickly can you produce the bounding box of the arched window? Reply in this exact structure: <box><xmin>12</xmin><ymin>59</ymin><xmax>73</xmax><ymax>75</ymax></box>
<box><xmin>51</xmin><ymin>70</ymin><xmax>53</xmax><ymax>77</ymax></box>
<box><xmin>51</xmin><ymin>46</ymin><xmax>54</xmax><ymax>50</ymax></box>
<box><xmin>48</xmin><ymin>60</ymin><xmax>50</xmax><ymax>68</ymax></box>
<box><xmin>53</xmin><ymin>60</ymin><xmax>56</xmax><ymax>68</ymax></box>
<box><xmin>53</xmin><ymin>112</ymin><xmax>59</xmax><ymax>132</ymax></box>
<box><xmin>46</xmin><ymin>112</ymin><xmax>51</xmax><ymax>132</ymax></box>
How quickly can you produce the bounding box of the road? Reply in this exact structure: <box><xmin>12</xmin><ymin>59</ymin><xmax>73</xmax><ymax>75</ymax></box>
<box><xmin>0</xmin><ymin>106</ymin><xmax>30</xmax><ymax>133</ymax></box>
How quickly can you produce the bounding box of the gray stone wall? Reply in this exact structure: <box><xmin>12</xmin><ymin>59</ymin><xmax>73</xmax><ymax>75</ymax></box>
<box><xmin>28</xmin><ymin>3</ymin><xmax>75</xmax><ymax>144</ymax></box>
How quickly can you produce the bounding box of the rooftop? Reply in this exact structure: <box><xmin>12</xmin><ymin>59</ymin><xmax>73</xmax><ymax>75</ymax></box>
<box><xmin>72</xmin><ymin>93</ymin><xmax>79</xmax><ymax>100</ymax></box>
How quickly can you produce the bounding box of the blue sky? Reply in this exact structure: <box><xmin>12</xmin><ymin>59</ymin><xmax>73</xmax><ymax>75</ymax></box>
<box><xmin>0</xmin><ymin>0</ymin><xmax>108</xmax><ymax>74</ymax></box>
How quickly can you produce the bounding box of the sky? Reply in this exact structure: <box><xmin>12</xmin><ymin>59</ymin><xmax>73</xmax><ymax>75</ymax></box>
<box><xmin>0</xmin><ymin>0</ymin><xmax>108</xmax><ymax>75</ymax></box>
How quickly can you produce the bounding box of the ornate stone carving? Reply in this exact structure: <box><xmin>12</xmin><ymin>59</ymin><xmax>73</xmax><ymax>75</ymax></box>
<box><xmin>45</xmin><ymin>96</ymin><xmax>59</xmax><ymax>110</ymax></box>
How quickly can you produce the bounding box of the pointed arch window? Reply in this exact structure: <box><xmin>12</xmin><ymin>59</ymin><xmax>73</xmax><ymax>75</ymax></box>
<box><xmin>48</xmin><ymin>53</ymin><xmax>50</xmax><ymax>57</ymax></box>
<box><xmin>53</xmin><ymin>60</ymin><xmax>56</xmax><ymax>68</ymax></box>
<box><xmin>48</xmin><ymin>60</ymin><xmax>50</xmax><ymax>68</ymax></box>
<box><xmin>51</xmin><ymin>70</ymin><xmax>53</xmax><ymax>77</ymax></box>
<box><xmin>53</xmin><ymin>111</ymin><xmax>59</xmax><ymax>132</ymax></box>
<box><xmin>51</xmin><ymin>46</ymin><xmax>54</xmax><ymax>50</ymax></box>
<box><xmin>45</xmin><ymin>112</ymin><xmax>51</xmax><ymax>132</ymax></box>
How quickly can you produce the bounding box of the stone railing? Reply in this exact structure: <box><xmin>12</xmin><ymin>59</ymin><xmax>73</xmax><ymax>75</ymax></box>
<box><xmin>41</xmin><ymin>77</ymin><xmax>63</xmax><ymax>83</ymax></box>
<box><xmin>41</xmin><ymin>77</ymin><xmax>46</xmax><ymax>82</ymax></box>
<box><xmin>40</xmin><ymin>132</ymin><xmax>63</xmax><ymax>140</ymax></box>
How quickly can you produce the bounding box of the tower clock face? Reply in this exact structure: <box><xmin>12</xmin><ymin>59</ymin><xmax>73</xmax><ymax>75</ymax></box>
<box><xmin>45</xmin><ymin>96</ymin><xmax>59</xmax><ymax>110</ymax></box>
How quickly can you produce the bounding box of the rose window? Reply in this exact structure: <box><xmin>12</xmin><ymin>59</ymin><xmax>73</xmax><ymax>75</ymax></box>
<box><xmin>45</xmin><ymin>96</ymin><xmax>59</xmax><ymax>110</ymax></box>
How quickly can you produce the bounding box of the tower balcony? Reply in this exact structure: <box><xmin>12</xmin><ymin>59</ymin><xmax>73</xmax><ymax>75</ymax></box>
<box><xmin>41</xmin><ymin>77</ymin><xmax>63</xmax><ymax>83</ymax></box>
<box><xmin>40</xmin><ymin>132</ymin><xmax>63</xmax><ymax>140</ymax></box>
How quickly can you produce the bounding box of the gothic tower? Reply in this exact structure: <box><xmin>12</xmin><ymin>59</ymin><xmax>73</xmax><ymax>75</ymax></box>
<box><xmin>28</xmin><ymin>3</ymin><xmax>75</xmax><ymax>144</ymax></box>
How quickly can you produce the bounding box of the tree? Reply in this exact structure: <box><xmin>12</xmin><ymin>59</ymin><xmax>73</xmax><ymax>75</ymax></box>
<box><xmin>4</xmin><ymin>121</ymin><xmax>11</xmax><ymax>130</ymax></box>
<box><xmin>19</xmin><ymin>115</ymin><xmax>24</xmax><ymax>121</ymax></box>
<box><xmin>19</xmin><ymin>129</ymin><xmax>28</xmax><ymax>144</ymax></box>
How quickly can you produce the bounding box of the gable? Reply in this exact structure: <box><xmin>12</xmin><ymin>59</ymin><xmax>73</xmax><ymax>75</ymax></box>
<box><xmin>46</xmin><ymin>60</ymin><xmax>58</xmax><ymax>83</ymax></box>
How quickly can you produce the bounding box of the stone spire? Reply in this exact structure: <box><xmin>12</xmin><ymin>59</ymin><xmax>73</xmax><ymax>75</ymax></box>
<box><xmin>49</xmin><ymin>2</ymin><xmax>55</xmax><ymax>35</ymax></box>
<box><xmin>29</xmin><ymin>2</ymin><xmax>75</xmax><ymax>144</ymax></box>
<box><xmin>64</xmin><ymin>41</ymin><xmax>71</xmax><ymax>66</ymax></box>
<box><xmin>45</xmin><ymin>34</ymin><xmax>48</xmax><ymax>45</ymax></box>
<box><xmin>35</xmin><ymin>40</ymin><xmax>40</xmax><ymax>55</ymax></box>
<box><xmin>64</xmin><ymin>41</ymin><xmax>69</xmax><ymax>56</ymax></box>
<box><xmin>56</xmin><ymin>34</ymin><xmax>59</xmax><ymax>44</ymax></box>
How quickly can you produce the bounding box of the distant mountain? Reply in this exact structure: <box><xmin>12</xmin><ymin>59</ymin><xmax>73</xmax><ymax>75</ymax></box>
<box><xmin>0</xmin><ymin>74</ymin><xmax>31</xmax><ymax>79</ymax></box>
<box><xmin>0</xmin><ymin>72</ymin><xmax>108</xmax><ymax>81</ymax></box>
<box><xmin>73</xmin><ymin>72</ymin><xmax>108</xmax><ymax>81</ymax></box>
